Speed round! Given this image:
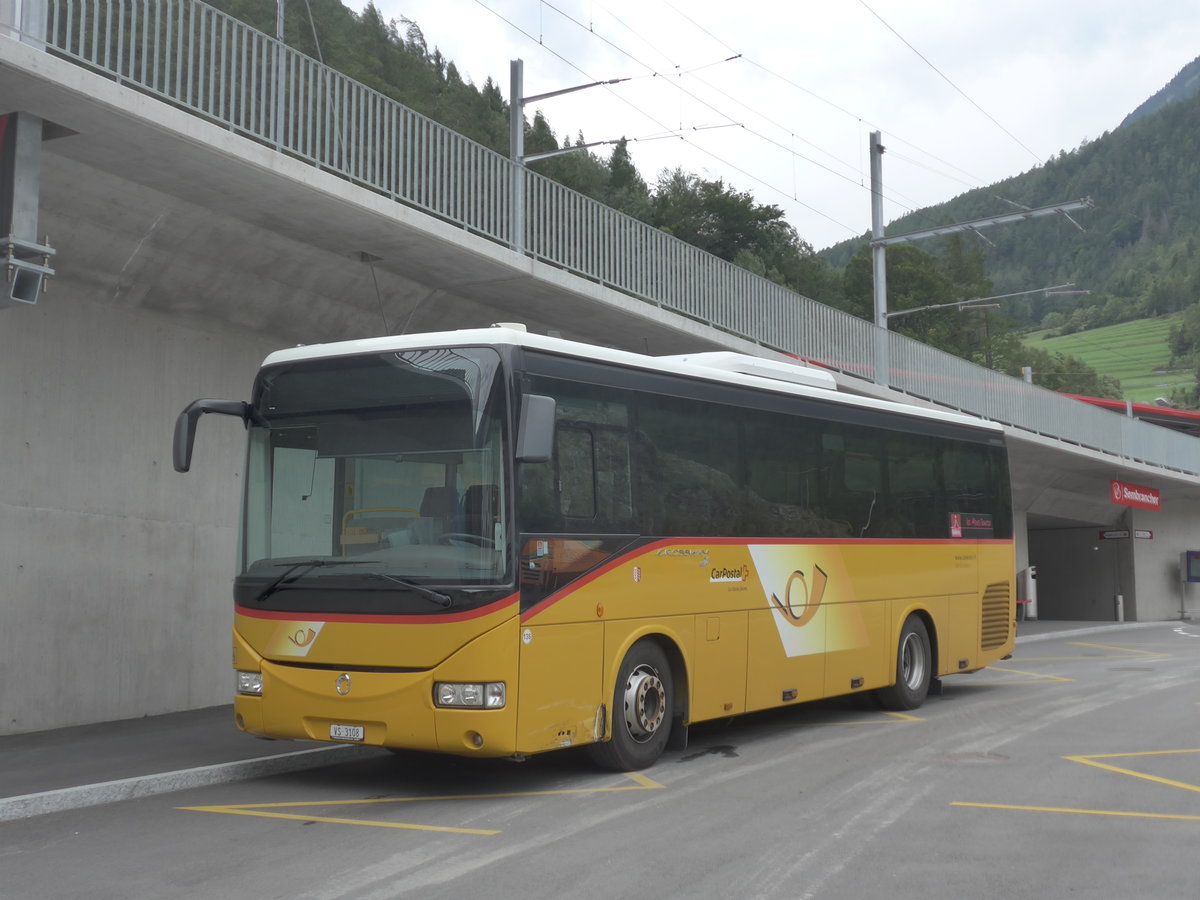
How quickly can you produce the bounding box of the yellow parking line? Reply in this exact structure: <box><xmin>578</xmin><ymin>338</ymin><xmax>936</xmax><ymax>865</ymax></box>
<box><xmin>984</xmin><ymin>666</ymin><xmax>1073</xmax><ymax>682</ymax></box>
<box><xmin>955</xmin><ymin>749</ymin><xmax>1200</xmax><ymax>822</ymax></box>
<box><xmin>179</xmin><ymin>772</ymin><xmax>665</xmax><ymax>833</ymax></box>
<box><xmin>623</xmin><ymin>772</ymin><xmax>663</xmax><ymax>788</ymax></box>
<box><xmin>951</xmin><ymin>801</ymin><xmax>1200</xmax><ymax>822</ymax></box>
<box><xmin>1016</xmin><ymin>655</ymin><xmax>1153</xmax><ymax>662</ymax></box>
<box><xmin>1066</xmin><ymin>750</ymin><xmax>1200</xmax><ymax>794</ymax></box>
<box><xmin>1069</xmin><ymin>642</ymin><xmax>1170</xmax><ymax>657</ymax></box>
<box><xmin>180</xmin><ymin>806</ymin><xmax>502</xmax><ymax>834</ymax></box>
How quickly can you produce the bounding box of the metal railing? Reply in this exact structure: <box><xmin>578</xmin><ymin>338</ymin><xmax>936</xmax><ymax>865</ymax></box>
<box><xmin>18</xmin><ymin>0</ymin><xmax>1200</xmax><ymax>475</ymax></box>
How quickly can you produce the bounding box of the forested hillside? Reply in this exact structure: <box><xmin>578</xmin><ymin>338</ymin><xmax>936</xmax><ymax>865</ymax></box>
<box><xmin>1122</xmin><ymin>56</ymin><xmax>1200</xmax><ymax>127</ymax></box>
<box><xmin>828</xmin><ymin>86</ymin><xmax>1200</xmax><ymax>335</ymax></box>
<box><xmin>821</xmin><ymin>53</ymin><xmax>1200</xmax><ymax>403</ymax></box>
<box><xmin>212</xmin><ymin>0</ymin><xmax>1140</xmax><ymax>399</ymax></box>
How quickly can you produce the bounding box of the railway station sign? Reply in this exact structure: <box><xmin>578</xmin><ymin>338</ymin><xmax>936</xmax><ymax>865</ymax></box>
<box><xmin>1110</xmin><ymin>479</ymin><xmax>1161</xmax><ymax>511</ymax></box>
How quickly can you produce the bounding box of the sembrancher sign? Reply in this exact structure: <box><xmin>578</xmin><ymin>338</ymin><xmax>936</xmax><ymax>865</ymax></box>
<box><xmin>1110</xmin><ymin>479</ymin><xmax>1161</xmax><ymax>511</ymax></box>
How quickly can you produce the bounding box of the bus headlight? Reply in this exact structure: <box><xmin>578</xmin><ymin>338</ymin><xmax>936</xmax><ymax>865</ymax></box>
<box><xmin>236</xmin><ymin>670</ymin><xmax>263</xmax><ymax>696</ymax></box>
<box><xmin>434</xmin><ymin>682</ymin><xmax>506</xmax><ymax>709</ymax></box>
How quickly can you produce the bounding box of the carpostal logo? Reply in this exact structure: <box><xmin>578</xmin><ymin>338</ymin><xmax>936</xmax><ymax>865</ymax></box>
<box><xmin>710</xmin><ymin>565</ymin><xmax>750</xmax><ymax>584</ymax></box>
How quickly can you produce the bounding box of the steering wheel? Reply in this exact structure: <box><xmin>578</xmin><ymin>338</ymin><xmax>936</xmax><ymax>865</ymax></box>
<box><xmin>440</xmin><ymin>532</ymin><xmax>493</xmax><ymax>547</ymax></box>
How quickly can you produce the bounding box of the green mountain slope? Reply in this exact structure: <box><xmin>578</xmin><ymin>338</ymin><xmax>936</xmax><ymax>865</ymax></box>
<box><xmin>824</xmin><ymin>56</ymin><xmax>1200</xmax><ymax>337</ymax></box>
<box><xmin>1022</xmin><ymin>314</ymin><xmax>1192</xmax><ymax>403</ymax></box>
<box><xmin>1122</xmin><ymin>56</ymin><xmax>1200</xmax><ymax>127</ymax></box>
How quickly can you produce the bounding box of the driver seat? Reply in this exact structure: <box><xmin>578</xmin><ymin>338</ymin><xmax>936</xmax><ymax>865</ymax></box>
<box><xmin>412</xmin><ymin>486</ymin><xmax>459</xmax><ymax>543</ymax></box>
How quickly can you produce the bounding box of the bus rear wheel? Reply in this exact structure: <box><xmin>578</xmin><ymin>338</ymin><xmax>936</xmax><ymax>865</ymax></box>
<box><xmin>587</xmin><ymin>640</ymin><xmax>673</xmax><ymax>771</ymax></box>
<box><xmin>876</xmin><ymin>616</ymin><xmax>931</xmax><ymax>710</ymax></box>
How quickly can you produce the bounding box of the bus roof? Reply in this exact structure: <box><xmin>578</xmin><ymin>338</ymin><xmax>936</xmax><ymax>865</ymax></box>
<box><xmin>261</xmin><ymin>326</ymin><xmax>1004</xmax><ymax>436</ymax></box>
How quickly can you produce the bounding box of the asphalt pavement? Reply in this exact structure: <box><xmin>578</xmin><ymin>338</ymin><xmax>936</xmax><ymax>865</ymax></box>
<box><xmin>0</xmin><ymin>618</ymin><xmax>1174</xmax><ymax>823</ymax></box>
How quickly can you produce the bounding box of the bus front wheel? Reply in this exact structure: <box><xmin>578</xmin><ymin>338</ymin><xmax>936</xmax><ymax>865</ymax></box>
<box><xmin>875</xmin><ymin>616</ymin><xmax>931</xmax><ymax>710</ymax></box>
<box><xmin>587</xmin><ymin>640</ymin><xmax>673</xmax><ymax>771</ymax></box>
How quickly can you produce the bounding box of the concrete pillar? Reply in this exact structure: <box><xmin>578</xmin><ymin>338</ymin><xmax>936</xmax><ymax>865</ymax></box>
<box><xmin>1</xmin><ymin>111</ymin><xmax>42</xmax><ymax>240</ymax></box>
<box><xmin>0</xmin><ymin>110</ymin><xmax>50</xmax><ymax>306</ymax></box>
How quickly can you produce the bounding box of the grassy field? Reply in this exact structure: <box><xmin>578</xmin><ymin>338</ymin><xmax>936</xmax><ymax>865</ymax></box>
<box><xmin>1021</xmin><ymin>313</ymin><xmax>1195</xmax><ymax>404</ymax></box>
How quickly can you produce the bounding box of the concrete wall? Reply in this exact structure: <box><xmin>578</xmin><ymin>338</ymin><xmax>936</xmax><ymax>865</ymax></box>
<box><xmin>1130</xmin><ymin>505</ymin><xmax>1196</xmax><ymax>621</ymax></box>
<box><xmin>0</xmin><ymin>291</ymin><xmax>272</xmax><ymax>734</ymax></box>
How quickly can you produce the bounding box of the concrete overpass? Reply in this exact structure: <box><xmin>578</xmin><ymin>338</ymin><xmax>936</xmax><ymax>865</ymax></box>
<box><xmin>2</xmin><ymin>1</ymin><xmax>1198</xmax><ymax>734</ymax></box>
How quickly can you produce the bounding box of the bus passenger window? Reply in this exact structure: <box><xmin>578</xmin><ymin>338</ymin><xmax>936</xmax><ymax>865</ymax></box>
<box><xmin>558</xmin><ymin>427</ymin><xmax>596</xmax><ymax>519</ymax></box>
<box><xmin>944</xmin><ymin>443</ymin><xmax>987</xmax><ymax>513</ymax></box>
<box><xmin>523</xmin><ymin>378</ymin><xmax>635</xmax><ymax>531</ymax></box>
<box><xmin>886</xmin><ymin>435</ymin><xmax>938</xmax><ymax>537</ymax></box>
<box><xmin>592</xmin><ymin>427</ymin><xmax>633</xmax><ymax>527</ymax></box>
<box><xmin>744</xmin><ymin>413</ymin><xmax>834</xmax><ymax>537</ymax></box>
<box><xmin>825</xmin><ymin>428</ymin><xmax>884</xmax><ymax>538</ymax></box>
<box><xmin>517</xmin><ymin>459</ymin><xmax>557</xmax><ymax>531</ymax></box>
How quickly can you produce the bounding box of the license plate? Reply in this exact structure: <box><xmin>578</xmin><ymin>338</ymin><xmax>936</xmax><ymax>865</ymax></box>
<box><xmin>329</xmin><ymin>723</ymin><xmax>365</xmax><ymax>742</ymax></box>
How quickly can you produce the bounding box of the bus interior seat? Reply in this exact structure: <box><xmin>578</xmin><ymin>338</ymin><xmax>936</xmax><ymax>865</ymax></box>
<box><xmin>420</xmin><ymin>486</ymin><xmax>459</xmax><ymax>518</ymax></box>
<box><xmin>413</xmin><ymin>486</ymin><xmax>459</xmax><ymax>543</ymax></box>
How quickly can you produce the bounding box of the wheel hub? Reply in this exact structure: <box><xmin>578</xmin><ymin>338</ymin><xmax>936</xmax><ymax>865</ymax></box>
<box><xmin>901</xmin><ymin>632</ymin><xmax>927</xmax><ymax>689</ymax></box>
<box><xmin>623</xmin><ymin>665</ymin><xmax>666</xmax><ymax>741</ymax></box>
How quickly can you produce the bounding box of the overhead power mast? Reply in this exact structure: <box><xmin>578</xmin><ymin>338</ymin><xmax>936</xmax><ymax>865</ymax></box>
<box><xmin>868</xmin><ymin>130</ymin><xmax>1092</xmax><ymax>384</ymax></box>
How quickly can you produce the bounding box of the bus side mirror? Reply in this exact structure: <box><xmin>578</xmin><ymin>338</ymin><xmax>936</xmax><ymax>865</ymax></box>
<box><xmin>173</xmin><ymin>399</ymin><xmax>251</xmax><ymax>472</ymax></box>
<box><xmin>516</xmin><ymin>394</ymin><xmax>555</xmax><ymax>463</ymax></box>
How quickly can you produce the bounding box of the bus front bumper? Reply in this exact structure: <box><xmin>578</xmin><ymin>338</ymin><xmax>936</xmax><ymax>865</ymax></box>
<box><xmin>235</xmin><ymin>664</ymin><xmax>521</xmax><ymax>757</ymax></box>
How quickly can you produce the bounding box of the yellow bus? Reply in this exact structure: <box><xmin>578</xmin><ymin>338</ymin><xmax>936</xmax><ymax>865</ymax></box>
<box><xmin>174</xmin><ymin>326</ymin><xmax>1015</xmax><ymax>770</ymax></box>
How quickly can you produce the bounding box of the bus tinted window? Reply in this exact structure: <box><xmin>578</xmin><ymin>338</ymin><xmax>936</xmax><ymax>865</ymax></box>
<box><xmin>745</xmin><ymin>412</ymin><xmax>845</xmax><ymax>537</ymax></box>
<box><xmin>520</xmin><ymin>371</ymin><xmax>1010</xmax><ymax>541</ymax></box>
<box><xmin>557</xmin><ymin>427</ymin><xmax>596</xmax><ymax>518</ymax></box>
<box><xmin>884</xmin><ymin>432</ymin><xmax>940</xmax><ymax>538</ymax></box>
<box><xmin>636</xmin><ymin>394</ymin><xmax>744</xmax><ymax>537</ymax></box>
<box><xmin>518</xmin><ymin>381</ymin><xmax>635</xmax><ymax>532</ymax></box>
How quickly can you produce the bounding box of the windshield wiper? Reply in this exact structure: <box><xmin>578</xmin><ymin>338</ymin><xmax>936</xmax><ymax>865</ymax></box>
<box><xmin>253</xmin><ymin>559</ymin><xmax>369</xmax><ymax>604</ymax></box>
<box><xmin>366</xmin><ymin>572</ymin><xmax>453</xmax><ymax>609</ymax></box>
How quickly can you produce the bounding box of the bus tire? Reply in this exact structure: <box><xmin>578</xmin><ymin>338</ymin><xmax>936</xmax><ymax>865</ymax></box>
<box><xmin>875</xmin><ymin>616</ymin><xmax>931</xmax><ymax>710</ymax></box>
<box><xmin>587</xmin><ymin>639</ymin><xmax>673</xmax><ymax>771</ymax></box>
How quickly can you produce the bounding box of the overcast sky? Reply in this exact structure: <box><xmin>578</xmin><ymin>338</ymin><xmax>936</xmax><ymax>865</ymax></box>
<box><xmin>351</xmin><ymin>0</ymin><xmax>1200</xmax><ymax>250</ymax></box>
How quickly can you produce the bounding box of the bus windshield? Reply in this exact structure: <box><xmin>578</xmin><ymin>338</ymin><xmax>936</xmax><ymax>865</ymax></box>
<box><xmin>238</xmin><ymin>347</ymin><xmax>510</xmax><ymax>599</ymax></box>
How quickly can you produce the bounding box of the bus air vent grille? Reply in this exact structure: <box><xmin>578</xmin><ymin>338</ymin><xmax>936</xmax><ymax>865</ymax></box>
<box><xmin>980</xmin><ymin>582</ymin><xmax>1012</xmax><ymax>650</ymax></box>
